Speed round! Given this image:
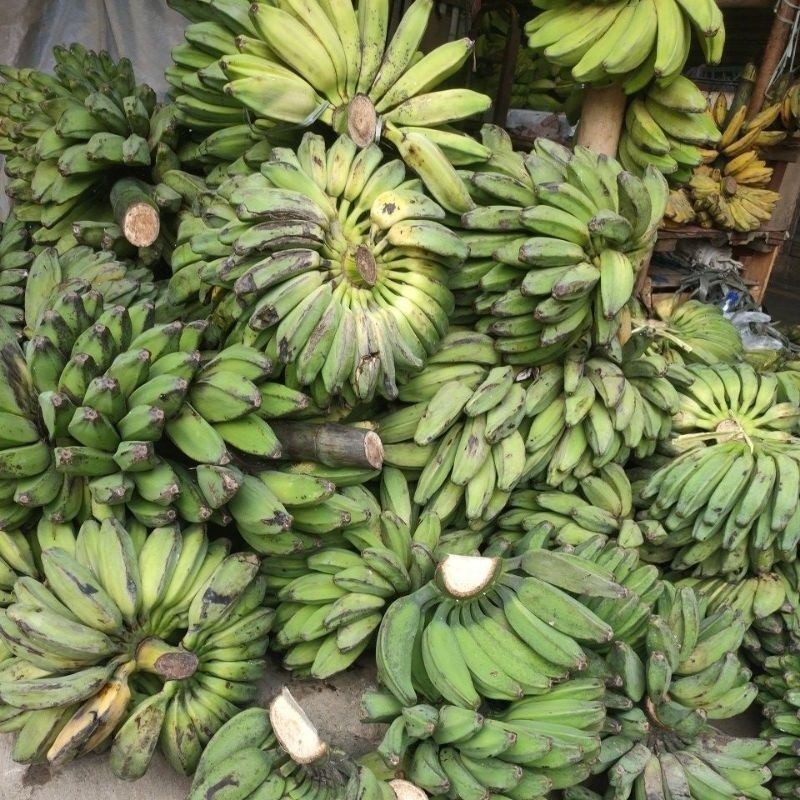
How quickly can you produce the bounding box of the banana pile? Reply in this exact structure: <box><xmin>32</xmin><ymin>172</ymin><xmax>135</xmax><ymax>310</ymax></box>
<box><xmin>374</xmin><ymin>547</ymin><xmax>628</xmax><ymax>710</ymax></box>
<box><xmin>520</xmin><ymin>345</ymin><xmax>678</xmax><ymax>489</ymax></box>
<box><xmin>634</xmin><ymin>298</ymin><xmax>744</xmax><ymax>365</ymax></box>
<box><xmin>679</xmin><ymin>98</ymin><xmax>785</xmax><ymax>231</ymax></box>
<box><xmin>189</xmin><ymin>693</ymin><xmax>405</xmax><ymax>800</ymax></box>
<box><xmin>757</xmin><ymin>651</ymin><xmax>800</xmax><ymax>799</ymax></box>
<box><xmin>585</xmin><ymin>584</ymin><xmax>773</xmax><ymax>800</ymax></box>
<box><xmin>494</xmin><ymin>464</ymin><xmax>648</xmax><ymax>551</ymax></box>
<box><xmin>0</xmin><ymin>284</ymin><xmax>316</xmax><ymax>538</ymax></box>
<box><xmin>634</xmin><ymin>363</ymin><xmax>800</xmax><ymax>576</ymax></box>
<box><xmin>0</xmin><ymin>518</ymin><xmax>273</xmax><ymax>777</ymax></box>
<box><xmin>619</xmin><ymin>77</ymin><xmax>721</xmax><ymax>185</ymax></box>
<box><xmin>365</xmin><ymin>677</ymin><xmax>605</xmax><ymax>797</ymax></box>
<box><xmin>267</xmin><ymin>478</ymin><xmax>444</xmax><ymax>679</ymax></box>
<box><xmin>471</xmin><ymin>11</ymin><xmax>583</xmax><ymax>119</ymax></box>
<box><xmin>0</xmin><ymin>44</ymin><xmax>179</xmax><ymax>253</ymax></box>
<box><xmin>689</xmin><ymin>162</ymin><xmax>780</xmax><ymax>232</ymax></box>
<box><xmin>378</xmin><ymin>331</ymin><xmax>531</xmax><ymax>524</ymax></box>
<box><xmin>165</xmin><ymin>0</ymin><xmax>488</xmax><ymax>212</ymax></box>
<box><xmin>526</xmin><ymin>0</ymin><xmax>725</xmax><ymax>88</ymax></box>
<box><xmin>461</xmin><ymin>136</ymin><xmax>668</xmax><ymax>364</ymax></box>
<box><xmin>169</xmin><ymin>132</ymin><xmax>470</xmax><ymax>404</ymax></box>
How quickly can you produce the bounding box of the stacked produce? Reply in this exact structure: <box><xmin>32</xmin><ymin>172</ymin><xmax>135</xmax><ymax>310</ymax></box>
<box><xmin>526</xmin><ymin>0</ymin><xmax>726</xmax><ymax>87</ymax></box>
<box><xmin>582</xmin><ymin>584</ymin><xmax>775</xmax><ymax>800</ymax></box>
<box><xmin>618</xmin><ymin>77</ymin><xmax>720</xmax><ymax>185</ymax></box>
<box><xmin>457</xmin><ymin>133</ymin><xmax>669</xmax><ymax>363</ymax></box>
<box><xmin>267</xmin><ymin>471</ymin><xmax>445</xmax><ymax>679</ymax></box>
<box><xmin>0</xmin><ymin>518</ymin><xmax>272</xmax><ymax>777</ymax></box>
<box><xmin>632</xmin><ymin>298</ymin><xmax>744</xmax><ymax>365</ymax></box>
<box><xmin>757</xmin><ymin>649</ymin><xmax>800</xmax><ymax>799</ymax></box>
<box><xmin>0</xmin><ymin>44</ymin><xmax>179</xmax><ymax>255</ymax></box>
<box><xmin>168</xmin><ymin>132</ymin><xmax>470</xmax><ymax>403</ymax></box>
<box><xmin>165</xmin><ymin>0</ymin><xmax>489</xmax><ymax>212</ymax></box>
<box><xmin>1</xmin><ymin>0</ymin><xmax>799</xmax><ymax>795</ymax></box>
<box><xmin>633</xmin><ymin>363</ymin><xmax>800</xmax><ymax>576</ymax></box>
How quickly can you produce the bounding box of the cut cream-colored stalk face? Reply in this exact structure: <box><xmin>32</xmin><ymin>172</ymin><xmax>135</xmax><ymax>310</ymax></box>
<box><xmin>390</xmin><ymin>778</ymin><xmax>429</xmax><ymax>800</ymax></box>
<box><xmin>269</xmin><ymin>687</ymin><xmax>328</xmax><ymax>764</ymax></box>
<box><xmin>438</xmin><ymin>554</ymin><xmax>500</xmax><ymax>598</ymax></box>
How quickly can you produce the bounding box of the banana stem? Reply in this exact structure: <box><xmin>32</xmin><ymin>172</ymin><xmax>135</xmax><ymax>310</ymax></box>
<box><xmin>576</xmin><ymin>83</ymin><xmax>626</xmax><ymax>156</ymax></box>
<box><xmin>269</xmin><ymin>687</ymin><xmax>329</xmax><ymax>765</ymax></box>
<box><xmin>435</xmin><ymin>553</ymin><xmax>501</xmax><ymax>599</ymax></box>
<box><xmin>110</xmin><ymin>177</ymin><xmax>160</xmax><ymax>247</ymax></box>
<box><xmin>270</xmin><ymin>421</ymin><xmax>384</xmax><ymax>469</ymax></box>
<box><xmin>135</xmin><ymin>637</ymin><xmax>199</xmax><ymax>680</ymax></box>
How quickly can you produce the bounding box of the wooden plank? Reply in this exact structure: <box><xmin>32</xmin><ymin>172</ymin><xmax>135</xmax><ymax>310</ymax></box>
<box><xmin>737</xmin><ymin>246</ymin><xmax>782</xmax><ymax>303</ymax></box>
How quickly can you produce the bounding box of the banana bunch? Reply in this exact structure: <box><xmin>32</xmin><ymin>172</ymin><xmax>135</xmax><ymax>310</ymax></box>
<box><xmin>363</xmin><ymin>677</ymin><xmax>606</xmax><ymax>796</ymax></box>
<box><xmin>663</xmin><ymin>187</ymin><xmax>696</xmax><ymax>226</ymax></box>
<box><xmin>526</xmin><ymin>0</ymin><xmax>725</xmax><ymax>89</ymax></box>
<box><xmin>267</xmin><ymin>475</ymin><xmax>445</xmax><ymax>679</ymax></box>
<box><xmin>0</xmin><ymin>531</ymin><xmax>37</xmax><ymax>607</ymax></box>
<box><xmin>780</xmin><ymin>82</ymin><xmax>800</xmax><ymax>132</ymax></box>
<box><xmin>689</xmin><ymin>162</ymin><xmax>780</xmax><ymax>233</ymax></box>
<box><xmin>678</xmin><ymin>572</ymin><xmax>787</xmax><ymax>628</ymax></box>
<box><xmin>0</xmin><ymin>282</ymin><xmax>301</xmax><ymax>533</ymax></box>
<box><xmin>174</xmin><ymin>132</ymin><xmax>471</xmax><ymax>404</ymax></box>
<box><xmin>520</xmin><ymin>344</ymin><xmax>678</xmax><ymax>490</ymax></box>
<box><xmin>0</xmin><ymin>518</ymin><xmax>273</xmax><ymax>777</ymax></box>
<box><xmin>22</xmin><ymin>246</ymin><xmax>162</xmax><ymax>338</ymax></box>
<box><xmin>482</xmin><ymin>529</ymin><xmax>663</xmax><ymax>650</ymax></box>
<box><xmin>472</xmin><ymin>12</ymin><xmax>583</xmax><ymax>119</ymax></box>
<box><xmin>0</xmin><ymin>212</ymin><xmax>32</xmax><ymax>334</ymax></box>
<box><xmin>377</xmin><ymin>330</ymin><xmax>532</xmax><ymax>525</ymax></box>
<box><xmin>189</xmin><ymin>691</ymin><xmax>409</xmax><ymax>800</ymax></box>
<box><xmin>462</xmin><ymin>136</ymin><xmax>668</xmax><ymax>362</ymax></box>
<box><xmin>0</xmin><ymin>44</ymin><xmax>180</xmax><ymax>252</ymax></box>
<box><xmin>490</xmin><ymin>464</ymin><xmax>648</xmax><ymax>553</ymax></box>
<box><xmin>619</xmin><ymin>77</ymin><xmax>721</xmax><ymax>186</ymax></box>
<box><xmin>716</xmin><ymin>93</ymin><xmax>787</xmax><ymax>156</ymax></box>
<box><xmin>635</xmin><ymin>362</ymin><xmax>800</xmax><ymax>576</ymax></box>
<box><xmin>587</xmin><ymin>583</ymin><xmax>771</xmax><ymax>800</ymax></box>
<box><xmin>375</xmin><ymin>544</ymin><xmax>632</xmax><ymax>710</ymax></box>
<box><xmin>164</xmin><ymin>0</ymin><xmax>488</xmax><ymax>213</ymax></box>
<box><xmin>636</xmin><ymin>297</ymin><xmax>744</xmax><ymax>365</ymax></box>
<box><xmin>756</xmin><ymin>651</ymin><xmax>800</xmax><ymax>799</ymax></box>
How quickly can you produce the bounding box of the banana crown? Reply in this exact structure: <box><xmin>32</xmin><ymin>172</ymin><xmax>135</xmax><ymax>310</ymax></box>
<box><xmin>632</xmin><ymin>362</ymin><xmax>800</xmax><ymax>576</ymax></box>
<box><xmin>0</xmin><ymin>516</ymin><xmax>271</xmax><ymax>775</ymax></box>
<box><xmin>182</xmin><ymin>131</ymin><xmax>469</xmax><ymax>402</ymax></box>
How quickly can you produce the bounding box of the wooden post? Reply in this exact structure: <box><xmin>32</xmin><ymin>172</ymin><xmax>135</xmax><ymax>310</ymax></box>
<box><xmin>270</xmin><ymin>422</ymin><xmax>384</xmax><ymax>469</ymax></box>
<box><xmin>110</xmin><ymin>177</ymin><xmax>160</xmax><ymax>247</ymax></box>
<box><xmin>747</xmin><ymin>0</ymin><xmax>800</xmax><ymax>117</ymax></box>
<box><xmin>576</xmin><ymin>84</ymin><xmax>627</xmax><ymax>156</ymax></box>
